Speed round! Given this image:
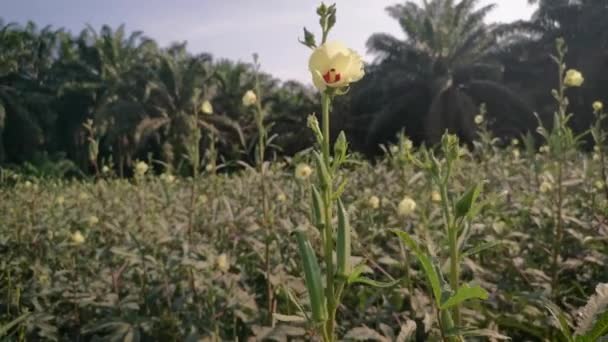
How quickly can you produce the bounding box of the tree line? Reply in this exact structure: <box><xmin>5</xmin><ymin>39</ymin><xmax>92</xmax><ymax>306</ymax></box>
<box><xmin>1</xmin><ymin>0</ymin><xmax>607</xmax><ymax>176</ymax></box>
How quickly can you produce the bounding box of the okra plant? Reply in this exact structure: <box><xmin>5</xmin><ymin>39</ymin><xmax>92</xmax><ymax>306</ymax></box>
<box><xmin>393</xmin><ymin>133</ymin><xmax>490</xmax><ymax>341</ymax></box>
<box><xmin>535</xmin><ymin>38</ymin><xmax>586</xmax><ymax>301</ymax></box>
<box><xmin>288</xmin><ymin>3</ymin><xmax>393</xmax><ymax>341</ymax></box>
<box><xmin>590</xmin><ymin>100</ymin><xmax>608</xmax><ymax>202</ymax></box>
<box><xmin>243</xmin><ymin>54</ymin><xmax>277</xmax><ymax>325</ymax></box>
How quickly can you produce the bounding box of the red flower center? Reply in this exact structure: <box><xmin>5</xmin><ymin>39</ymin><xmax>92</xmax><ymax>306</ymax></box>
<box><xmin>323</xmin><ymin>68</ymin><xmax>341</xmax><ymax>84</ymax></box>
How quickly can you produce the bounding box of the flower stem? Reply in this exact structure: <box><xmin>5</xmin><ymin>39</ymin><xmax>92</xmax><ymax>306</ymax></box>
<box><xmin>321</xmin><ymin>92</ymin><xmax>336</xmax><ymax>341</ymax></box>
<box><xmin>448</xmin><ymin>221</ymin><xmax>460</xmax><ymax>325</ymax></box>
<box><xmin>551</xmin><ymin>54</ymin><xmax>566</xmax><ymax>301</ymax></box>
<box><xmin>439</xmin><ymin>171</ymin><xmax>460</xmax><ymax>326</ymax></box>
<box><xmin>254</xmin><ymin>74</ymin><xmax>274</xmax><ymax>325</ymax></box>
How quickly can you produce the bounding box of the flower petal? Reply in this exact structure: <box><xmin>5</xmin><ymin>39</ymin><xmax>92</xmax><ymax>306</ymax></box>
<box><xmin>321</xmin><ymin>41</ymin><xmax>349</xmax><ymax>59</ymax></box>
<box><xmin>311</xmin><ymin>70</ymin><xmax>327</xmax><ymax>91</ymax></box>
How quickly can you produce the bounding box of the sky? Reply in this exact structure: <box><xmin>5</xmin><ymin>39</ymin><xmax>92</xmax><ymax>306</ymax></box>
<box><xmin>2</xmin><ymin>0</ymin><xmax>537</xmax><ymax>84</ymax></box>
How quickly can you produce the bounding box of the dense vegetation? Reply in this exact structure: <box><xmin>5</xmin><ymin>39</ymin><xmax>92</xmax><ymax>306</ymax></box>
<box><xmin>2</xmin><ymin>0</ymin><xmax>608</xmax><ymax>341</ymax></box>
<box><xmin>1</xmin><ymin>135</ymin><xmax>607</xmax><ymax>340</ymax></box>
<box><xmin>1</xmin><ymin>0</ymin><xmax>608</xmax><ymax>175</ymax></box>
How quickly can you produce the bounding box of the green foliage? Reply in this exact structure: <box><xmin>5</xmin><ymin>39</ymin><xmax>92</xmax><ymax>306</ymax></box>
<box><xmin>0</xmin><ymin>142</ymin><xmax>607</xmax><ymax>340</ymax></box>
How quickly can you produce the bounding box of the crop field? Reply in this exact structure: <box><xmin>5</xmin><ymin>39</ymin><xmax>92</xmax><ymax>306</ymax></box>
<box><xmin>1</xmin><ymin>140</ymin><xmax>607</xmax><ymax>340</ymax></box>
<box><xmin>2</xmin><ymin>0</ymin><xmax>608</xmax><ymax>341</ymax></box>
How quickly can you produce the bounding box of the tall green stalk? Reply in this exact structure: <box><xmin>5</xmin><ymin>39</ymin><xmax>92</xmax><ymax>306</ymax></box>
<box><xmin>320</xmin><ymin>92</ymin><xmax>337</xmax><ymax>340</ymax></box>
<box><xmin>251</xmin><ymin>55</ymin><xmax>274</xmax><ymax>324</ymax></box>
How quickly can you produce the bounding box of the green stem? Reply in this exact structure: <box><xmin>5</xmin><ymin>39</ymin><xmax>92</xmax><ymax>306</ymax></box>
<box><xmin>448</xmin><ymin>220</ymin><xmax>460</xmax><ymax>325</ymax></box>
<box><xmin>439</xmin><ymin>171</ymin><xmax>460</xmax><ymax>325</ymax></box>
<box><xmin>551</xmin><ymin>58</ymin><xmax>566</xmax><ymax>301</ymax></box>
<box><xmin>599</xmin><ymin>147</ymin><xmax>608</xmax><ymax>202</ymax></box>
<box><xmin>321</xmin><ymin>92</ymin><xmax>335</xmax><ymax>341</ymax></box>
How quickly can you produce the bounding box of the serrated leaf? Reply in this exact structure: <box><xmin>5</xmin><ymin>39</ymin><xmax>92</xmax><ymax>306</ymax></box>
<box><xmin>440</xmin><ymin>284</ymin><xmax>489</xmax><ymax>310</ymax></box>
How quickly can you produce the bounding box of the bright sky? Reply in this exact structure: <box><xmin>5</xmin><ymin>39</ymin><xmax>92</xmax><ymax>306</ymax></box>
<box><xmin>3</xmin><ymin>0</ymin><xmax>536</xmax><ymax>84</ymax></box>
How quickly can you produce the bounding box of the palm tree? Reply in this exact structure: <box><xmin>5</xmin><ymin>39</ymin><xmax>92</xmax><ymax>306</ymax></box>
<box><xmin>362</xmin><ymin>0</ymin><xmax>536</xmax><ymax>152</ymax></box>
<box><xmin>500</xmin><ymin>0</ymin><xmax>608</xmax><ymax>135</ymax></box>
<box><xmin>0</xmin><ymin>21</ymin><xmax>63</xmax><ymax>163</ymax></box>
<box><xmin>58</xmin><ymin>24</ymin><xmax>159</xmax><ymax>174</ymax></box>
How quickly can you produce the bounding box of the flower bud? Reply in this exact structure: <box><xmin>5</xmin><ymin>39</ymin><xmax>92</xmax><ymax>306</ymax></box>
<box><xmin>242</xmin><ymin>90</ymin><xmax>257</xmax><ymax>107</ymax></box>
<box><xmin>564</xmin><ymin>69</ymin><xmax>584</xmax><ymax>87</ymax></box>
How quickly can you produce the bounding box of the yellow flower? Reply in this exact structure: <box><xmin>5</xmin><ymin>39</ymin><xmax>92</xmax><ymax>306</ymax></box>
<box><xmin>512</xmin><ymin>149</ymin><xmax>520</xmax><ymax>159</ymax></box>
<box><xmin>87</xmin><ymin>215</ymin><xmax>99</xmax><ymax>226</ymax></box>
<box><xmin>540</xmin><ymin>181</ymin><xmax>553</xmax><ymax>193</ymax></box>
<box><xmin>78</xmin><ymin>192</ymin><xmax>89</xmax><ymax>201</ymax></box>
<box><xmin>474</xmin><ymin>115</ymin><xmax>484</xmax><ymax>125</ymax></box>
<box><xmin>71</xmin><ymin>231</ymin><xmax>85</xmax><ymax>244</ymax></box>
<box><xmin>56</xmin><ymin>196</ymin><xmax>65</xmax><ymax>205</ymax></box>
<box><xmin>197</xmin><ymin>194</ymin><xmax>208</xmax><ymax>204</ymax></box>
<box><xmin>403</xmin><ymin>138</ymin><xmax>413</xmax><ymax>151</ymax></box>
<box><xmin>493</xmin><ymin>221</ymin><xmax>506</xmax><ymax>234</ymax></box>
<box><xmin>277</xmin><ymin>192</ymin><xmax>287</xmax><ymax>203</ymax></box>
<box><xmin>160</xmin><ymin>173</ymin><xmax>175</xmax><ymax>184</ymax></box>
<box><xmin>135</xmin><ymin>161</ymin><xmax>149</xmax><ymax>175</ymax></box>
<box><xmin>367</xmin><ymin>196</ymin><xmax>380</xmax><ymax>209</ymax></box>
<box><xmin>397</xmin><ymin>197</ymin><xmax>416</xmax><ymax>217</ymax></box>
<box><xmin>539</xmin><ymin>145</ymin><xmax>550</xmax><ymax>154</ymax></box>
<box><xmin>102</xmin><ymin>165</ymin><xmax>110</xmax><ymax>174</ymax></box>
<box><xmin>242</xmin><ymin>90</ymin><xmax>257</xmax><ymax>107</ymax></box>
<box><xmin>593</xmin><ymin>101</ymin><xmax>604</xmax><ymax>113</ymax></box>
<box><xmin>431</xmin><ymin>191</ymin><xmax>442</xmax><ymax>203</ymax></box>
<box><xmin>216</xmin><ymin>253</ymin><xmax>230</xmax><ymax>272</ymax></box>
<box><xmin>308</xmin><ymin>41</ymin><xmax>364</xmax><ymax>92</ymax></box>
<box><xmin>595</xmin><ymin>181</ymin><xmax>605</xmax><ymax>190</ymax></box>
<box><xmin>24</xmin><ymin>181</ymin><xmax>32</xmax><ymax>188</ymax></box>
<box><xmin>511</xmin><ymin>138</ymin><xmax>519</xmax><ymax>146</ymax></box>
<box><xmin>201</xmin><ymin>100</ymin><xmax>214</xmax><ymax>115</ymax></box>
<box><xmin>295</xmin><ymin>163</ymin><xmax>313</xmax><ymax>181</ymax></box>
<box><xmin>564</xmin><ymin>69</ymin><xmax>584</xmax><ymax>87</ymax></box>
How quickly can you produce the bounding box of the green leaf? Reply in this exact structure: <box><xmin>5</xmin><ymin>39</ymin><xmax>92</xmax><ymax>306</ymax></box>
<box><xmin>455</xmin><ymin>182</ymin><xmax>483</xmax><ymax>220</ymax></box>
<box><xmin>462</xmin><ymin>240</ymin><xmax>504</xmax><ymax>259</ymax></box>
<box><xmin>336</xmin><ymin>198</ymin><xmax>351</xmax><ymax>277</ymax></box>
<box><xmin>445</xmin><ymin>328</ymin><xmax>510</xmax><ymax>340</ymax></box>
<box><xmin>347</xmin><ymin>263</ymin><xmax>368</xmax><ymax>284</ymax></box>
<box><xmin>294</xmin><ymin>230</ymin><xmax>327</xmax><ymax>323</ymax></box>
<box><xmin>310</xmin><ymin>185</ymin><xmax>324</xmax><ymax>230</ymax></box>
<box><xmin>298</xmin><ymin>27</ymin><xmax>317</xmax><ymax>49</ymax></box>
<box><xmin>0</xmin><ymin>103</ymin><xmax>5</xmax><ymax>129</ymax></box>
<box><xmin>349</xmin><ymin>275</ymin><xmax>401</xmax><ymax>288</ymax></box>
<box><xmin>0</xmin><ymin>312</ymin><xmax>31</xmax><ymax>337</ymax></box>
<box><xmin>391</xmin><ymin>229</ymin><xmax>442</xmax><ymax>306</ymax></box>
<box><xmin>580</xmin><ymin>311</ymin><xmax>608</xmax><ymax>342</ymax></box>
<box><xmin>333</xmin><ymin>131</ymin><xmax>348</xmax><ymax>169</ymax></box>
<box><xmin>440</xmin><ymin>284</ymin><xmax>489</xmax><ymax>310</ymax></box>
<box><xmin>273</xmin><ymin>313</ymin><xmax>307</xmax><ymax>323</ymax></box>
<box><xmin>544</xmin><ymin>300</ymin><xmax>574</xmax><ymax>342</ymax></box>
<box><xmin>313</xmin><ymin>151</ymin><xmax>331</xmax><ymax>190</ymax></box>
